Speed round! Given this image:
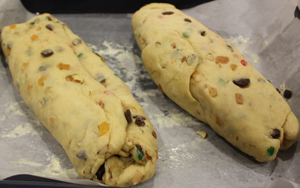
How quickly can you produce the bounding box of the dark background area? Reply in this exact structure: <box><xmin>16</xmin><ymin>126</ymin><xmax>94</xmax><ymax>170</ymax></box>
<box><xmin>21</xmin><ymin>0</ymin><xmax>213</xmax><ymax>13</ymax></box>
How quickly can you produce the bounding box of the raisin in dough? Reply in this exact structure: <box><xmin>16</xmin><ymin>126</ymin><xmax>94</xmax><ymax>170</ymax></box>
<box><xmin>1</xmin><ymin>14</ymin><xmax>157</xmax><ymax>187</ymax></box>
<box><xmin>132</xmin><ymin>3</ymin><xmax>300</xmax><ymax>162</ymax></box>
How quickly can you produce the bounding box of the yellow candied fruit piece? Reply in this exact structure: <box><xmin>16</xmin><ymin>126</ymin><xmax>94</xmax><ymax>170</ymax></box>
<box><xmin>205</xmin><ymin>53</ymin><xmax>214</xmax><ymax>61</ymax></box>
<box><xmin>98</xmin><ymin>122</ymin><xmax>110</xmax><ymax>136</ymax></box>
<box><xmin>29</xmin><ymin>25</ymin><xmax>36</xmax><ymax>29</ymax></box>
<box><xmin>38</xmin><ymin>76</ymin><xmax>47</xmax><ymax>86</ymax></box>
<box><xmin>192</xmin><ymin>71</ymin><xmax>200</xmax><ymax>79</ymax></box>
<box><xmin>10</xmin><ymin>25</ymin><xmax>16</xmax><ymax>29</ymax></box>
<box><xmin>230</xmin><ymin>64</ymin><xmax>237</xmax><ymax>71</ymax></box>
<box><xmin>57</xmin><ymin>63</ymin><xmax>70</xmax><ymax>70</ymax></box>
<box><xmin>197</xmin><ymin>131</ymin><xmax>207</xmax><ymax>139</ymax></box>
<box><xmin>31</xmin><ymin>34</ymin><xmax>38</xmax><ymax>41</ymax></box>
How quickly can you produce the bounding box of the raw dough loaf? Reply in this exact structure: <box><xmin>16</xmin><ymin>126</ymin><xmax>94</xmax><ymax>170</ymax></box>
<box><xmin>1</xmin><ymin>14</ymin><xmax>157</xmax><ymax>187</ymax></box>
<box><xmin>132</xmin><ymin>3</ymin><xmax>300</xmax><ymax>162</ymax></box>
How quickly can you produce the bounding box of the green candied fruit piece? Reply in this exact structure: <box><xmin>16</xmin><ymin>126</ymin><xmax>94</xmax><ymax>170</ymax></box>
<box><xmin>78</xmin><ymin>53</ymin><xmax>83</xmax><ymax>58</ymax></box>
<box><xmin>183</xmin><ymin>32</ymin><xmax>190</xmax><ymax>38</ymax></box>
<box><xmin>29</xmin><ymin>21</ymin><xmax>35</xmax><ymax>25</ymax></box>
<box><xmin>183</xmin><ymin>28</ymin><xmax>193</xmax><ymax>38</ymax></box>
<box><xmin>267</xmin><ymin>79</ymin><xmax>271</xmax><ymax>83</ymax></box>
<box><xmin>114</xmin><ymin>73</ymin><xmax>119</xmax><ymax>77</ymax></box>
<box><xmin>267</xmin><ymin>147</ymin><xmax>275</xmax><ymax>156</ymax></box>
<box><xmin>218</xmin><ymin>78</ymin><xmax>227</xmax><ymax>86</ymax></box>
<box><xmin>137</xmin><ymin>149</ymin><xmax>143</xmax><ymax>160</ymax></box>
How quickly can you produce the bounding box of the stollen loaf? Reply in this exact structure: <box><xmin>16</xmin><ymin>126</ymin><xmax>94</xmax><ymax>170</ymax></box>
<box><xmin>132</xmin><ymin>3</ymin><xmax>300</xmax><ymax>162</ymax></box>
<box><xmin>1</xmin><ymin>13</ymin><xmax>158</xmax><ymax>186</ymax></box>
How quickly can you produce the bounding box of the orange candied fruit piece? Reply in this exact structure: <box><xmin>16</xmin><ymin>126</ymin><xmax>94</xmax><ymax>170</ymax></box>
<box><xmin>31</xmin><ymin>34</ymin><xmax>38</xmax><ymax>41</ymax></box>
<box><xmin>10</xmin><ymin>24</ymin><xmax>16</xmax><ymax>29</ymax></box>
<box><xmin>235</xmin><ymin>93</ymin><xmax>243</xmax><ymax>104</ymax></box>
<box><xmin>215</xmin><ymin>56</ymin><xmax>229</xmax><ymax>64</ymax></box>
<box><xmin>57</xmin><ymin>63</ymin><xmax>70</xmax><ymax>70</ymax></box>
<box><xmin>98</xmin><ymin>122</ymin><xmax>110</xmax><ymax>136</ymax></box>
<box><xmin>22</xmin><ymin>62</ymin><xmax>29</xmax><ymax>72</ymax></box>
<box><xmin>50</xmin><ymin>117</ymin><xmax>55</xmax><ymax>126</ymax></box>
<box><xmin>146</xmin><ymin>150</ymin><xmax>152</xmax><ymax>160</ymax></box>
<box><xmin>38</xmin><ymin>76</ymin><xmax>47</xmax><ymax>86</ymax></box>
<box><xmin>158</xmin><ymin>83</ymin><xmax>163</xmax><ymax>92</ymax></box>
<box><xmin>152</xmin><ymin>131</ymin><xmax>157</xmax><ymax>139</ymax></box>
<box><xmin>27</xmin><ymin>84</ymin><xmax>33</xmax><ymax>91</ymax></box>
<box><xmin>209</xmin><ymin>87</ymin><xmax>218</xmax><ymax>97</ymax></box>
<box><xmin>62</xmin><ymin>23</ymin><xmax>69</xmax><ymax>28</ymax></box>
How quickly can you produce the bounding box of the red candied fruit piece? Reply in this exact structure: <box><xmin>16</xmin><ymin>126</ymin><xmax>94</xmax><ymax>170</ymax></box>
<box><xmin>241</xmin><ymin>59</ymin><xmax>247</xmax><ymax>66</ymax></box>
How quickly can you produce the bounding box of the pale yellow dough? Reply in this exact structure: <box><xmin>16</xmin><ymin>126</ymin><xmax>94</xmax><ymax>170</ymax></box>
<box><xmin>132</xmin><ymin>3</ymin><xmax>300</xmax><ymax>162</ymax></box>
<box><xmin>1</xmin><ymin>14</ymin><xmax>157</xmax><ymax>187</ymax></box>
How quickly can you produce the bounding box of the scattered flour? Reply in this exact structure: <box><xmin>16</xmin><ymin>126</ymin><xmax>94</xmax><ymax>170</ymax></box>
<box><xmin>225</xmin><ymin>35</ymin><xmax>260</xmax><ymax>65</ymax></box>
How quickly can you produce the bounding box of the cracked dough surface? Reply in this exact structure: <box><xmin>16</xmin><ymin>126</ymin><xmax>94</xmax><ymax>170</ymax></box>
<box><xmin>1</xmin><ymin>13</ymin><xmax>157</xmax><ymax>187</ymax></box>
<box><xmin>132</xmin><ymin>3</ymin><xmax>300</xmax><ymax>162</ymax></box>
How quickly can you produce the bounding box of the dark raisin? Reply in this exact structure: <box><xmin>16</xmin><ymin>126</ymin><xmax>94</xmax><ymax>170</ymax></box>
<box><xmin>227</xmin><ymin>45</ymin><xmax>234</xmax><ymax>52</ymax></box>
<box><xmin>46</xmin><ymin>16</ymin><xmax>52</xmax><ymax>21</ymax></box>
<box><xmin>7</xmin><ymin>41</ymin><xmax>13</xmax><ymax>49</ymax></box>
<box><xmin>41</xmin><ymin>49</ymin><xmax>54</xmax><ymax>57</ymax></box>
<box><xmin>200</xmin><ymin>30</ymin><xmax>206</xmax><ymax>36</ymax></box>
<box><xmin>136</xmin><ymin>145</ymin><xmax>143</xmax><ymax>155</ymax></box>
<box><xmin>95</xmin><ymin>52</ymin><xmax>103</xmax><ymax>58</ymax></box>
<box><xmin>271</xmin><ymin>129</ymin><xmax>280</xmax><ymax>139</ymax></box>
<box><xmin>162</xmin><ymin>11</ymin><xmax>174</xmax><ymax>15</ymax></box>
<box><xmin>41</xmin><ymin>98</ymin><xmax>48</xmax><ymax>106</ymax></box>
<box><xmin>76</xmin><ymin>150</ymin><xmax>87</xmax><ymax>160</ymax></box>
<box><xmin>184</xmin><ymin>18</ymin><xmax>192</xmax><ymax>22</ymax></box>
<box><xmin>45</xmin><ymin>24</ymin><xmax>53</xmax><ymax>31</ymax></box>
<box><xmin>38</xmin><ymin>64</ymin><xmax>49</xmax><ymax>71</ymax></box>
<box><xmin>133</xmin><ymin>115</ymin><xmax>146</xmax><ymax>120</ymax></box>
<box><xmin>96</xmin><ymin>163</ymin><xmax>105</xmax><ymax>180</ymax></box>
<box><xmin>72</xmin><ymin>39</ymin><xmax>82</xmax><ymax>46</ymax></box>
<box><xmin>136</xmin><ymin>145</ymin><xmax>144</xmax><ymax>160</ymax></box>
<box><xmin>283</xmin><ymin>89</ymin><xmax>292</xmax><ymax>99</ymax></box>
<box><xmin>135</xmin><ymin>118</ymin><xmax>145</xmax><ymax>126</ymax></box>
<box><xmin>125</xmin><ymin>109</ymin><xmax>132</xmax><ymax>124</ymax></box>
<box><xmin>276</xmin><ymin>88</ymin><xmax>281</xmax><ymax>94</ymax></box>
<box><xmin>95</xmin><ymin>74</ymin><xmax>106</xmax><ymax>84</ymax></box>
<box><xmin>233</xmin><ymin>78</ymin><xmax>250</xmax><ymax>88</ymax></box>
